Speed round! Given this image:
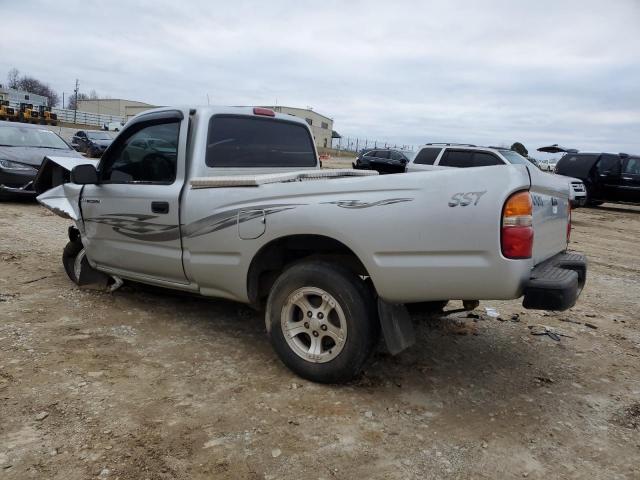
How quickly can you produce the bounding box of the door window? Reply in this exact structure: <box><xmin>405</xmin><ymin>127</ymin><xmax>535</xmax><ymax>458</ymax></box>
<box><xmin>375</xmin><ymin>150</ymin><xmax>390</xmax><ymax>159</ymax></box>
<box><xmin>439</xmin><ymin>150</ymin><xmax>473</xmax><ymax>167</ymax></box>
<box><xmin>390</xmin><ymin>151</ymin><xmax>404</xmax><ymax>161</ymax></box>
<box><xmin>596</xmin><ymin>155</ymin><xmax>621</xmax><ymax>174</ymax></box>
<box><xmin>623</xmin><ymin>157</ymin><xmax>640</xmax><ymax>174</ymax></box>
<box><xmin>100</xmin><ymin>122</ymin><xmax>180</xmax><ymax>183</ymax></box>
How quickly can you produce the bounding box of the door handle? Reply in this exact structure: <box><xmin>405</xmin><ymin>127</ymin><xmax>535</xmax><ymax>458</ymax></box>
<box><xmin>151</xmin><ymin>201</ymin><xmax>169</xmax><ymax>214</ymax></box>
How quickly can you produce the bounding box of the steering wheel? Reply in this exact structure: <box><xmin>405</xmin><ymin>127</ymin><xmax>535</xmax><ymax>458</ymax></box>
<box><xmin>141</xmin><ymin>153</ymin><xmax>175</xmax><ymax>182</ymax></box>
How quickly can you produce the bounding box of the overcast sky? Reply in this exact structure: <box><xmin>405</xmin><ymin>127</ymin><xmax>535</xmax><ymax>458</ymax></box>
<box><xmin>2</xmin><ymin>0</ymin><xmax>639</xmax><ymax>156</ymax></box>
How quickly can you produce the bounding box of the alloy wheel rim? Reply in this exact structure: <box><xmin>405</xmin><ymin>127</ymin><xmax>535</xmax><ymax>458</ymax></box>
<box><xmin>280</xmin><ymin>287</ymin><xmax>347</xmax><ymax>363</ymax></box>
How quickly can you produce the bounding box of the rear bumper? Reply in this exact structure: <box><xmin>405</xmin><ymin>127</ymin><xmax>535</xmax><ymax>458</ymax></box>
<box><xmin>522</xmin><ymin>252</ymin><xmax>587</xmax><ymax>311</ymax></box>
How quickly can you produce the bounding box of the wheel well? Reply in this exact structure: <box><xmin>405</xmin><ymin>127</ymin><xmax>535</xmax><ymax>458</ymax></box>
<box><xmin>247</xmin><ymin>235</ymin><xmax>369</xmax><ymax>308</ymax></box>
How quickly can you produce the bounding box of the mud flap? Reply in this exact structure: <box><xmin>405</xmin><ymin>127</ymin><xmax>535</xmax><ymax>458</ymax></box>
<box><xmin>377</xmin><ymin>298</ymin><xmax>415</xmax><ymax>355</ymax></box>
<box><xmin>72</xmin><ymin>249</ymin><xmax>111</xmax><ymax>290</ymax></box>
<box><xmin>77</xmin><ymin>262</ymin><xmax>112</xmax><ymax>289</ymax></box>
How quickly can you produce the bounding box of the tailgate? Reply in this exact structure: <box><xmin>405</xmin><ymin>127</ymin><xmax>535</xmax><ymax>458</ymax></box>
<box><xmin>528</xmin><ymin>167</ymin><xmax>570</xmax><ymax>264</ymax></box>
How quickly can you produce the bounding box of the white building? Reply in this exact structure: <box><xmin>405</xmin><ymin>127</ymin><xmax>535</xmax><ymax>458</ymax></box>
<box><xmin>0</xmin><ymin>85</ymin><xmax>49</xmax><ymax>108</ymax></box>
<box><xmin>261</xmin><ymin>106</ymin><xmax>334</xmax><ymax>149</ymax></box>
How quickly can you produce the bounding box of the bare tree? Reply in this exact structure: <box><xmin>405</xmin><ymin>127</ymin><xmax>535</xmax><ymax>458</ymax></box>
<box><xmin>67</xmin><ymin>92</ymin><xmax>89</xmax><ymax>110</ymax></box>
<box><xmin>7</xmin><ymin>68</ymin><xmax>19</xmax><ymax>88</ymax></box>
<box><xmin>5</xmin><ymin>68</ymin><xmax>60</xmax><ymax>107</ymax></box>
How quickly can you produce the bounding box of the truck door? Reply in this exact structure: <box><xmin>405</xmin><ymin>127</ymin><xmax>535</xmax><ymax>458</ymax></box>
<box><xmin>620</xmin><ymin>157</ymin><xmax>640</xmax><ymax>203</ymax></box>
<box><xmin>595</xmin><ymin>155</ymin><xmax>623</xmax><ymax>201</ymax></box>
<box><xmin>79</xmin><ymin>110</ymin><xmax>188</xmax><ymax>284</ymax></box>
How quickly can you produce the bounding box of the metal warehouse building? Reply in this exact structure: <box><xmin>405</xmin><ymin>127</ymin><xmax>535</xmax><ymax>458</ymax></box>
<box><xmin>77</xmin><ymin>99</ymin><xmax>156</xmax><ymax>120</ymax></box>
<box><xmin>261</xmin><ymin>106</ymin><xmax>334</xmax><ymax>149</ymax></box>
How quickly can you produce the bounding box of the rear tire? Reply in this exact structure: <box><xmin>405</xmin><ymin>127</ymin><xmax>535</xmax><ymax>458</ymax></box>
<box><xmin>266</xmin><ymin>261</ymin><xmax>379</xmax><ymax>383</ymax></box>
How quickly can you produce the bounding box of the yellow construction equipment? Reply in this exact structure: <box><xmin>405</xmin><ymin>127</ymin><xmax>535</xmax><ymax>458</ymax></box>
<box><xmin>38</xmin><ymin>105</ymin><xmax>58</xmax><ymax>126</ymax></box>
<box><xmin>0</xmin><ymin>100</ymin><xmax>19</xmax><ymax>121</ymax></box>
<box><xmin>19</xmin><ymin>103</ymin><xmax>39</xmax><ymax>124</ymax></box>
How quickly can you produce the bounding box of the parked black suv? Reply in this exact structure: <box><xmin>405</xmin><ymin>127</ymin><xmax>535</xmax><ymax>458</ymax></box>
<box><xmin>353</xmin><ymin>148</ymin><xmax>415</xmax><ymax>174</ymax></box>
<box><xmin>555</xmin><ymin>152</ymin><xmax>640</xmax><ymax>206</ymax></box>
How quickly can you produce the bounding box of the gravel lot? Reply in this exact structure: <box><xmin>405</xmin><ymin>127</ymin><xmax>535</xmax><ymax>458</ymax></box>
<box><xmin>0</xmin><ymin>201</ymin><xmax>639</xmax><ymax>479</ymax></box>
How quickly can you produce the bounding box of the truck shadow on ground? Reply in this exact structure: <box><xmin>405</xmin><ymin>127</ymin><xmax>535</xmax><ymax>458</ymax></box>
<box><xmin>116</xmin><ymin>282</ymin><xmax>550</xmax><ymax>397</ymax></box>
<box><xmin>588</xmin><ymin>203</ymin><xmax>640</xmax><ymax>214</ymax></box>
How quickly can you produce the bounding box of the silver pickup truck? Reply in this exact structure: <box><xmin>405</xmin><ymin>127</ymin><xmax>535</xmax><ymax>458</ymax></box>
<box><xmin>35</xmin><ymin>106</ymin><xmax>586</xmax><ymax>383</ymax></box>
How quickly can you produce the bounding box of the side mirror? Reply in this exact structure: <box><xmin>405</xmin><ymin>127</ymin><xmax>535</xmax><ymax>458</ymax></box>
<box><xmin>71</xmin><ymin>164</ymin><xmax>99</xmax><ymax>185</ymax></box>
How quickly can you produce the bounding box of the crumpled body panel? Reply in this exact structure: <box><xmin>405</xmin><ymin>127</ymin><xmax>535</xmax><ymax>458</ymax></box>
<box><xmin>36</xmin><ymin>183</ymin><xmax>84</xmax><ymax>221</ymax></box>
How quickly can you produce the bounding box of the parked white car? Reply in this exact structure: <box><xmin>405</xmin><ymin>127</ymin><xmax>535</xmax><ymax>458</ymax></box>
<box><xmin>537</xmin><ymin>158</ymin><xmax>558</xmax><ymax>172</ymax></box>
<box><xmin>34</xmin><ymin>108</ymin><xmax>586</xmax><ymax>383</ymax></box>
<box><xmin>104</xmin><ymin>121</ymin><xmax>124</xmax><ymax>132</ymax></box>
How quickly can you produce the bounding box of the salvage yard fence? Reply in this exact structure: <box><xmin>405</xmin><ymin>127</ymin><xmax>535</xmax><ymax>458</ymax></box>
<box><xmin>52</xmin><ymin>108</ymin><xmax>124</xmax><ymax>128</ymax></box>
<box><xmin>333</xmin><ymin>136</ymin><xmax>416</xmax><ymax>153</ymax></box>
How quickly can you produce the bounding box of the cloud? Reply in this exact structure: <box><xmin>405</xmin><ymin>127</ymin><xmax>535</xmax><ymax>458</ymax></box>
<box><xmin>2</xmin><ymin>0</ymin><xmax>639</xmax><ymax>156</ymax></box>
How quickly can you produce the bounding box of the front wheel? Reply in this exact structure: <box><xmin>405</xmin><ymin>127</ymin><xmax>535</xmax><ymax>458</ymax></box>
<box><xmin>62</xmin><ymin>240</ymin><xmax>86</xmax><ymax>284</ymax></box>
<box><xmin>266</xmin><ymin>261</ymin><xmax>379</xmax><ymax>383</ymax></box>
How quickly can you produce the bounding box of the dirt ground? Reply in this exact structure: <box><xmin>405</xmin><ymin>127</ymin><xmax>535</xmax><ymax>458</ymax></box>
<box><xmin>1</xmin><ymin>200</ymin><xmax>639</xmax><ymax>480</ymax></box>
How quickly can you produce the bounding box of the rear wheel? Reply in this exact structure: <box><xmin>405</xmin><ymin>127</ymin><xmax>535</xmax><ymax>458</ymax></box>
<box><xmin>266</xmin><ymin>261</ymin><xmax>379</xmax><ymax>383</ymax></box>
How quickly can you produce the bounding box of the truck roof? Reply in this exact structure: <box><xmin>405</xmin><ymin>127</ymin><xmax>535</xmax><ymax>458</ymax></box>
<box><xmin>133</xmin><ymin>105</ymin><xmax>310</xmax><ymax>127</ymax></box>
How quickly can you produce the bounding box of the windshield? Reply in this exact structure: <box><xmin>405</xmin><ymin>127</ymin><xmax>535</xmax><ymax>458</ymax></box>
<box><xmin>402</xmin><ymin>151</ymin><xmax>417</xmax><ymax>161</ymax></box>
<box><xmin>86</xmin><ymin>131</ymin><xmax>113</xmax><ymax>140</ymax></box>
<box><xmin>0</xmin><ymin>125</ymin><xmax>70</xmax><ymax>149</ymax></box>
<box><xmin>500</xmin><ymin>150</ymin><xmax>533</xmax><ymax>166</ymax></box>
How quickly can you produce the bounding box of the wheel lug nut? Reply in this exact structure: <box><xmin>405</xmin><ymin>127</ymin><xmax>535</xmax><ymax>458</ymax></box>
<box><xmin>312</xmin><ymin>331</ymin><xmax>319</xmax><ymax>337</ymax></box>
<box><xmin>307</xmin><ymin>311</ymin><xmax>312</xmax><ymax>318</ymax></box>
<box><xmin>320</xmin><ymin>324</ymin><xmax>327</xmax><ymax>331</ymax></box>
<box><xmin>304</xmin><ymin>322</ymin><xmax>310</xmax><ymax>329</ymax></box>
<box><xmin>317</xmin><ymin>312</ymin><xmax>324</xmax><ymax>319</ymax></box>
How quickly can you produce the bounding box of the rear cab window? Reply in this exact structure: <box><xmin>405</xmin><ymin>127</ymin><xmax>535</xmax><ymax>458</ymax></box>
<box><xmin>205</xmin><ymin>115</ymin><xmax>317</xmax><ymax>168</ymax></box>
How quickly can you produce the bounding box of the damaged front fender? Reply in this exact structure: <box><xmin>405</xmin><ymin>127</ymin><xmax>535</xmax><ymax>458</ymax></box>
<box><xmin>36</xmin><ymin>183</ymin><xmax>84</xmax><ymax>221</ymax></box>
<box><xmin>34</xmin><ymin>155</ymin><xmax>98</xmax><ymax>220</ymax></box>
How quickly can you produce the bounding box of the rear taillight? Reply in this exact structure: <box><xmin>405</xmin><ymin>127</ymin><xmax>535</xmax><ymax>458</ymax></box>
<box><xmin>501</xmin><ymin>190</ymin><xmax>533</xmax><ymax>259</ymax></box>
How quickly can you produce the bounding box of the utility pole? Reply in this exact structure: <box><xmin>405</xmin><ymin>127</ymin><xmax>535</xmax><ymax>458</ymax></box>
<box><xmin>73</xmin><ymin>79</ymin><xmax>79</xmax><ymax>125</ymax></box>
